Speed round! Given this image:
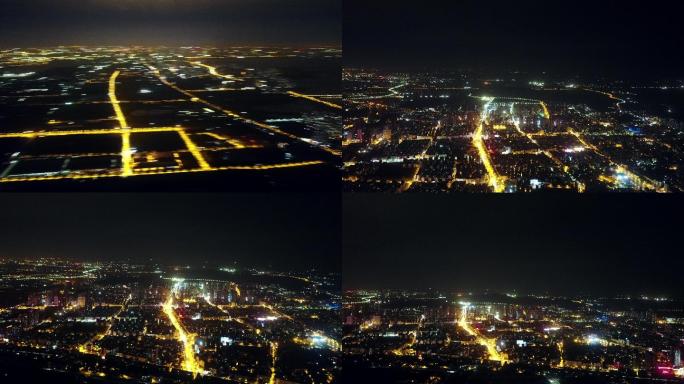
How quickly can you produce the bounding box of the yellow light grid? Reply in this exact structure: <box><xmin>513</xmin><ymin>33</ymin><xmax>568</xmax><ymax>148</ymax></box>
<box><xmin>0</xmin><ymin>69</ymin><xmax>330</xmax><ymax>184</ymax></box>
<box><xmin>287</xmin><ymin>91</ymin><xmax>342</xmax><ymax>110</ymax></box>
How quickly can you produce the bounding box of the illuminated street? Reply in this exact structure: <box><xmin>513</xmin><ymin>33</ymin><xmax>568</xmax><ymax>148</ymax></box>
<box><xmin>458</xmin><ymin>303</ymin><xmax>505</xmax><ymax>362</ymax></box>
<box><xmin>471</xmin><ymin>97</ymin><xmax>504</xmax><ymax>192</ymax></box>
<box><xmin>162</xmin><ymin>294</ymin><xmax>203</xmax><ymax>375</ymax></box>
<box><xmin>343</xmin><ymin>70</ymin><xmax>683</xmax><ymax>192</ymax></box>
<box><xmin>0</xmin><ymin>46</ymin><xmax>341</xmax><ymax>191</ymax></box>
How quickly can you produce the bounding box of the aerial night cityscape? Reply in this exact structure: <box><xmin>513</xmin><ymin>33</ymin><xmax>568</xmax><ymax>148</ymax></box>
<box><xmin>343</xmin><ymin>0</ymin><xmax>684</xmax><ymax>193</ymax></box>
<box><xmin>344</xmin><ymin>291</ymin><xmax>684</xmax><ymax>383</ymax></box>
<box><xmin>0</xmin><ymin>194</ymin><xmax>341</xmax><ymax>383</ymax></box>
<box><xmin>343</xmin><ymin>69</ymin><xmax>683</xmax><ymax>192</ymax></box>
<box><xmin>1</xmin><ymin>0</ymin><xmax>683</xmax><ymax>383</ymax></box>
<box><xmin>343</xmin><ymin>194</ymin><xmax>684</xmax><ymax>383</ymax></box>
<box><xmin>0</xmin><ymin>1</ymin><xmax>341</xmax><ymax>191</ymax></box>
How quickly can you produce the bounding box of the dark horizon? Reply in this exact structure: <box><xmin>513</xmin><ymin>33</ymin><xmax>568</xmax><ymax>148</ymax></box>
<box><xmin>344</xmin><ymin>0</ymin><xmax>684</xmax><ymax>78</ymax></box>
<box><xmin>344</xmin><ymin>194</ymin><xmax>684</xmax><ymax>299</ymax></box>
<box><xmin>0</xmin><ymin>44</ymin><xmax>341</xmax><ymax>49</ymax></box>
<box><xmin>0</xmin><ymin>194</ymin><xmax>340</xmax><ymax>272</ymax></box>
<box><xmin>0</xmin><ymin>0</ymin><xmax>340</xmax><ymax>47</ymax></box>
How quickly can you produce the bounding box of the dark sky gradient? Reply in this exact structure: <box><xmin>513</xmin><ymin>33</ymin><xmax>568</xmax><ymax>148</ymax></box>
<box><xmin>344</xmin><ymin>0</ymin><xmax>684</xmax><ymax>77</ymax></box>
<box><xmin>344</xmin><ymin>194</ymin><xmax>683</xmax><ymax>298</ymax></box>
<box><xmin>0</xmin><ymin>0</ymin><xmax>340</xmax><ymax>47</ymax></box>
<box><xmin>0</xmin><ymin>194</ymin><xmax>340</xmax><ymax>272</ymax></box>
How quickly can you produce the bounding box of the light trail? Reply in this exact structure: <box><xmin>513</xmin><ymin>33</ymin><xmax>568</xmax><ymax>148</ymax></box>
<box><xmin>583</xmin><ymin>88</ymin><xmax>625</xmax><ymax>111</ymax></box>
<box><xmin>121</xmin><ymin>131</ymin><xmax>133</xmax><ymax>176</ymax></box>
<box><xmin>177</xmin><ymin>130</ymin><xmax>211</xmax><ymax>170</ymax></box>
<box><xmin>147</xmin><ymin>65</ymin><xmax>340</xmax><ymax>156</ymax></box>
<box><xmin>287</xmin><ymin>91</ymin><xmax>342</xmax><ymax>109</ymax></box>
<box><xmin>108</xmin><ymin>70</ymin><xmax>133</xmax><ymax>175</ymax></box>
<box><xmin>0</xmin><ymin>160</ymin><xmax>326</xmax><ymax>183</ymax></box>
<box><xmin>162</xmin><ymin>294</ymin><xmax>203</xmax><ymax>375</ymax></box>
<box><xmin>0</xmin><ymin>126</ymin><xmax>183</xmax><ymax>138</ymax></box>
<box><xmin>268</xmin><ymin>342</ymin><xmax>278</xmax><ymax>384</ymax></box>
<box><xmin>189</xmin><ymin>61</ymin><xmax>236</xmax><ymax>81</ymax></box>
<box><xmin>472</xmin><ymin>98</ymin><xmax>504</xmax><ymax>192</ymax></box>
<box><xmin>458</xmin><ymin>305</ymin><xmax>505</xmax><ymax>362</ymax></box>
<box><xmin>108</xmin><ymin>71</ymin><xmax>129</xmax><ymax>129</ymax></box>
<box><xmin>539</xmin><ymin>101</ymin><xmax>551</xmax><ymax>119</ymax></box>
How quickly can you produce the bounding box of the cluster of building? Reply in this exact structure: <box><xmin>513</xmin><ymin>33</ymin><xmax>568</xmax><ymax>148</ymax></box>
<box><xmin>343</xmin><ymin>69</ymin><xmax>684</xmax><ymax>192</ymax></box>
<box><xmin>0</xmin><ymin>258</ymin><xmax>340</xmax><ymax>383</ymax></box>
<box><xmin>343</xmin><ymin>290</ymin><xmax>684</xmax><ymax>383</ymax></box>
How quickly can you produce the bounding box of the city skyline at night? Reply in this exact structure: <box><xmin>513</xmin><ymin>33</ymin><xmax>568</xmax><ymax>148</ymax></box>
<box><xmin>343</xmin><ymin>0</ymin><xmax>684</xmax><ymax>193</ymax></box>
<box><xmin>342</xmin><ymin>194</ymin><xmax>684</xmax><ymax>384</ymax></box>
<box><xmin>0</xmin><ymin>194</ymin><xmax>341</xmax><ymax>383</ymax></box>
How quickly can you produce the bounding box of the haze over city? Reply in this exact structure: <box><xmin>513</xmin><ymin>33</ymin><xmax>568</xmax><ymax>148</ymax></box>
<box><xmin>1</xmin><ymin>0</ymin><xmax>340</xmax><ymax>47</ymax></box>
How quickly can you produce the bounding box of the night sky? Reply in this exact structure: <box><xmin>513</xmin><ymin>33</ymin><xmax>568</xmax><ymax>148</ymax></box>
<box><xmin>0</xmin><ymin>194</ymin><xmax>340</xmax><ymax>272</ymax></box>
<box><xmin>0</xmin><ymin>0</ymin><xmax>340</xmax><ymax>47</ymax></box>
<box><xmin>344</xmin><ymin>194</ymin><xmax>684</xmax><ymax>298</ymax></box>
<box><xmin>344</xmin><ymin>0</ymin><xmax>684</xmax><ymax>76</ymax></box>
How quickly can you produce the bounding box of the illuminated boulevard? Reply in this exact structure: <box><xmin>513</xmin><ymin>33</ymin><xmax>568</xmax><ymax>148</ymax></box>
<box><xmin>0</xmin><ymin>47</ymin><xmax>341</xmax><ymax>190</ymax></box>
<box><xmin>162</xmin><ymin>293</ymin><xmax>204</xmax><ymax>376</ymax></box>
<box><xmin>458</xmin><ymin>303</ymin><xmax>505</xmax><ymax>362</ymax></box>
<box><xmin>472</xmin><ymin>97</ymin><xmax>504</xmax><ymax>193</ymax></box>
